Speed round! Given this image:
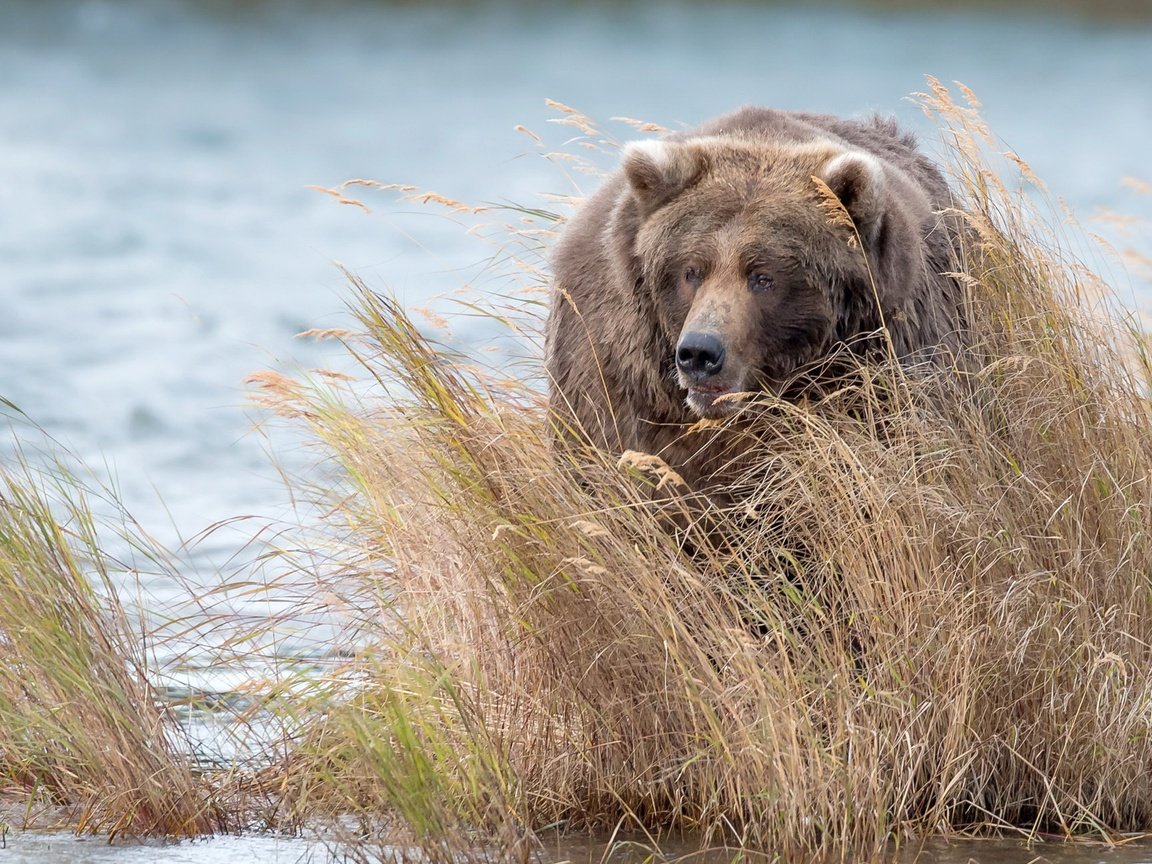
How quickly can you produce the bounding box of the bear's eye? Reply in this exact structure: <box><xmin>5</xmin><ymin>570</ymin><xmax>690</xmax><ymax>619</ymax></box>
<box><xmin>748</xmin><ymin>272</ymin><xmax>774</xmax><ymax>292</ymax></box>
<box><xmin>684</xmin><ymin>266</ymin><xmax>702</xmax><ymax>286</ymax></box>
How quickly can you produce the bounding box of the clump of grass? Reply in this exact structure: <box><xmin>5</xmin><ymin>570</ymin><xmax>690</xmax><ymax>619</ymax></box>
<box><xmin>256</xmin><ymin>81</ymin><xmax>1152</xmax><ymax>861</ymax></box>
<box><xmin>0</xmin><ymin>458</ymin><xmax>224</xmax><ymax>836</ymax></box>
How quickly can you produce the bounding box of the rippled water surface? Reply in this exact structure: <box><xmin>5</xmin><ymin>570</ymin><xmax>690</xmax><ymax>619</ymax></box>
<box><xmin>3</xmin><ymin>831</ymin><xmax>1152</xmax><ymax>864</ymax></box>
<box><xmin>0</xmin><ymin>833</ymin><xmax>323</xmax><ymax>864</ymax></box>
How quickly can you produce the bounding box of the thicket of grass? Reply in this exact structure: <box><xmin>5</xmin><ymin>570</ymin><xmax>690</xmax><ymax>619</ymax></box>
<box><xmin>242</xmin><ymin>82</ymin><xmax>1152</xmax><ymax>861</ymax></box>
<box><xmin>0</xmin><ymin>460</ymin><xmax>227</xmax><ymax>836</ymax></box>
<box><xmin>2</xmin><ymin>80</ymin><xmax>1151</xmax><ymax>862</ymax></box>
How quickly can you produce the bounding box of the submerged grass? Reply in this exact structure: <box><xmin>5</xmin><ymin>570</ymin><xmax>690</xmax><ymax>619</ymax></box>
<box><xmin>252</xmin><ymin>83</ymin><xmax>1152</xmax><ymax>860</ymax></box>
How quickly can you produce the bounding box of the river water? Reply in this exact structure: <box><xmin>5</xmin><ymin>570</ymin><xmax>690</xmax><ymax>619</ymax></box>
<box><xmin>1</xmin><ymin>1</ymin><xmax>1151</xmax><ymax>861</ymax></box>
<box><xmin>2</xmin><ymin>831</ymin><xmax>1152</xmax><ymax>864</ymax></box>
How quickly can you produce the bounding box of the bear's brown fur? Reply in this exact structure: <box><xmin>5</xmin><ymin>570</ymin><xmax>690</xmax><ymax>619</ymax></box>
<box><xmin>546</xmin><ymin>107</ymin><xmax>968</xmax><ymax>487</ymax></box>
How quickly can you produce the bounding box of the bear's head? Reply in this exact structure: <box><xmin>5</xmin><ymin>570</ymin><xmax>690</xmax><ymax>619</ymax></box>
<box><xmin>620</xmin><ymin>135</ymin><xmax>934</xmax><ymax>419</ymax></box>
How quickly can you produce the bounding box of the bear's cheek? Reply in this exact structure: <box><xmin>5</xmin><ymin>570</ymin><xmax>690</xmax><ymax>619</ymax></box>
<box><xmin>752</xmin><ymin>295</ymin><xmax>836</xmax><ymax>373</ymax></box>
<box><xmin>652</xmin><ymin>283</ymin><xmax>694</xmax><ymax>346</ymax></box>
<box><xmin>673</xmin><ymin>279</ymin><xmax>698</xmax><ymax>320</ymax></box>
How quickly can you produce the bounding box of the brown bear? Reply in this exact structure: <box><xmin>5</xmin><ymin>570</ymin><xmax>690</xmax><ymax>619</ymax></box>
<box><xmin>545</xmin><ymin>106</ymin><xmax>968</xmax><ymax>488</ymax></box>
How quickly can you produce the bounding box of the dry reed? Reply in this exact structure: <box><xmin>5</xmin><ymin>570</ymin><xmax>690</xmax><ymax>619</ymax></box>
<box><xmin>0</xmin><ymin>459</ymin><xmax>225</xmax><ymax>836</ymax></box>
<box><xmin>253</xmin><ymin>82</ymin><xmax>1152</xmax><ymax>862</ymax></box>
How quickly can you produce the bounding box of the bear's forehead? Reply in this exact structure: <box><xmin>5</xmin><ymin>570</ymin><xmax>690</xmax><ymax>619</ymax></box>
<box><xmin>678</xmin><ymin>139</ymin><xmax>849</xmax><ymax>219</ymax></box>
<box><xmin>659</xmin><ymin>172</ymin><xmax>831</xmax><ymax>234</ymax></box>
<box><xmin>633</xmin><ymin>138</ymin><xmax>856</xmax><ymax>260</ymax></box>
<box><xmin>693</xmin><ymin>136</ymin><xmax>844</xmax><ymax>179</ymax></box>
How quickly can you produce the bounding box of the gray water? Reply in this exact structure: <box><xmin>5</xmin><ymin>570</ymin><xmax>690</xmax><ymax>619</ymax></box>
<box><xmin>1</xmin><ymin>2</ymin><xmax>1151</xmax><ymax>860</ymax></box>
<box><xmin>2</xmin><ymin>0</ymin><xmax>1150</xmax><ymax>577</ymax></box>
<box><xmin>3</xmin><ymin>830</ymin><xmax>1152</xmax><ymax>864</ymax></box>
<box><xmin>0</xmin><ymin>832</ymin><xmax>322</xmax><ymax>864</ymax></box>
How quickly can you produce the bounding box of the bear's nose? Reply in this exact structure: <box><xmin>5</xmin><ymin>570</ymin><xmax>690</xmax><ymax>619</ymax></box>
<box><xmin>676</xmin><ymin>332</ymin><xmax>726</xmax><ymax>380</ymax></box>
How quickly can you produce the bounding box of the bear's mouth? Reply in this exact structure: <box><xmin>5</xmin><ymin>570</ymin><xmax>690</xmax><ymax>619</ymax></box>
<box><xmin>684</xmin><ymin>383</ymin><xmax>745</xmax><ymax>419</ymax></box>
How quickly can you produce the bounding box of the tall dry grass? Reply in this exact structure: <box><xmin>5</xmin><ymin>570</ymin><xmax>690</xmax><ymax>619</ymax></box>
<box><xmin>0</xmin><ymin>458</ymin><xmax>228</xmax><ymax>836</ymax></box>
<box><xmin>252</xmin><ymin>81</ymin><xmax>1152</xmax><ymax>861</ymax></box>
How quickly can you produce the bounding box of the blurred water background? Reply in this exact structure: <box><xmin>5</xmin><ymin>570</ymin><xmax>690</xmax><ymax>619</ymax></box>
<box><xmin>1</xmin><ymin>0</ymin><xmax>1150</xmax><ymax>626</ymax></box>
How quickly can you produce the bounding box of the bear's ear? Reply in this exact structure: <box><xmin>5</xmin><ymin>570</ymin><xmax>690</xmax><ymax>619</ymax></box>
<box><xmin>819</xmin><ymin>151</ymin><xmax>886</xmax><ymax>243</ymax></box>
<box><xmin>622</xmin><ymin>140</ymin><xmax>707</xmax><ymax>212</ymax></box>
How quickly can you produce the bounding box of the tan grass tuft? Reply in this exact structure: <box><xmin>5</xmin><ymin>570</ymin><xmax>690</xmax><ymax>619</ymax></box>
<box><xmin>811</xmin><ymin>174</ymin><xmax>860</xmax><ymax>249</ymax></box>
<box><xmin>0</xmin><ymin>465</ymin><xmax>226</xmax><ymax>836</ymax></box>
<box><xmin>617</xmin><ymin>450</ymin><xmax>689</xmax><ymax>490</ymax></box>
<box><xmin>612</xmin><ymin>116</ymin><xmax>670</xmax><ymax>134</ymax></box>
<box><xmin>1123</xmin><ymin>177</ymin><xmax>1152</xmax><ymax>195</ymax></box>
<box><xmin>296</xmin><ymin>327</ymin><xmax>357</xmax><ymax>341</ymax></box>
<box><xmin>514</xmin><ymin>124</ymin><xmax>543</xmax><ymax>145</ymax></box>
<box><xmin>260</xmin><ymin>84</ymin><xmax>1152</xmax><ymax>862</ymax></box>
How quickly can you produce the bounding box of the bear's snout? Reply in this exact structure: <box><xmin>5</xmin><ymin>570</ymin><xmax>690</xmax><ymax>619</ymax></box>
<box><xmin>676</xmin><ymin>332</ymin><xmax>726</xmax><ymax>382</ymax></box>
